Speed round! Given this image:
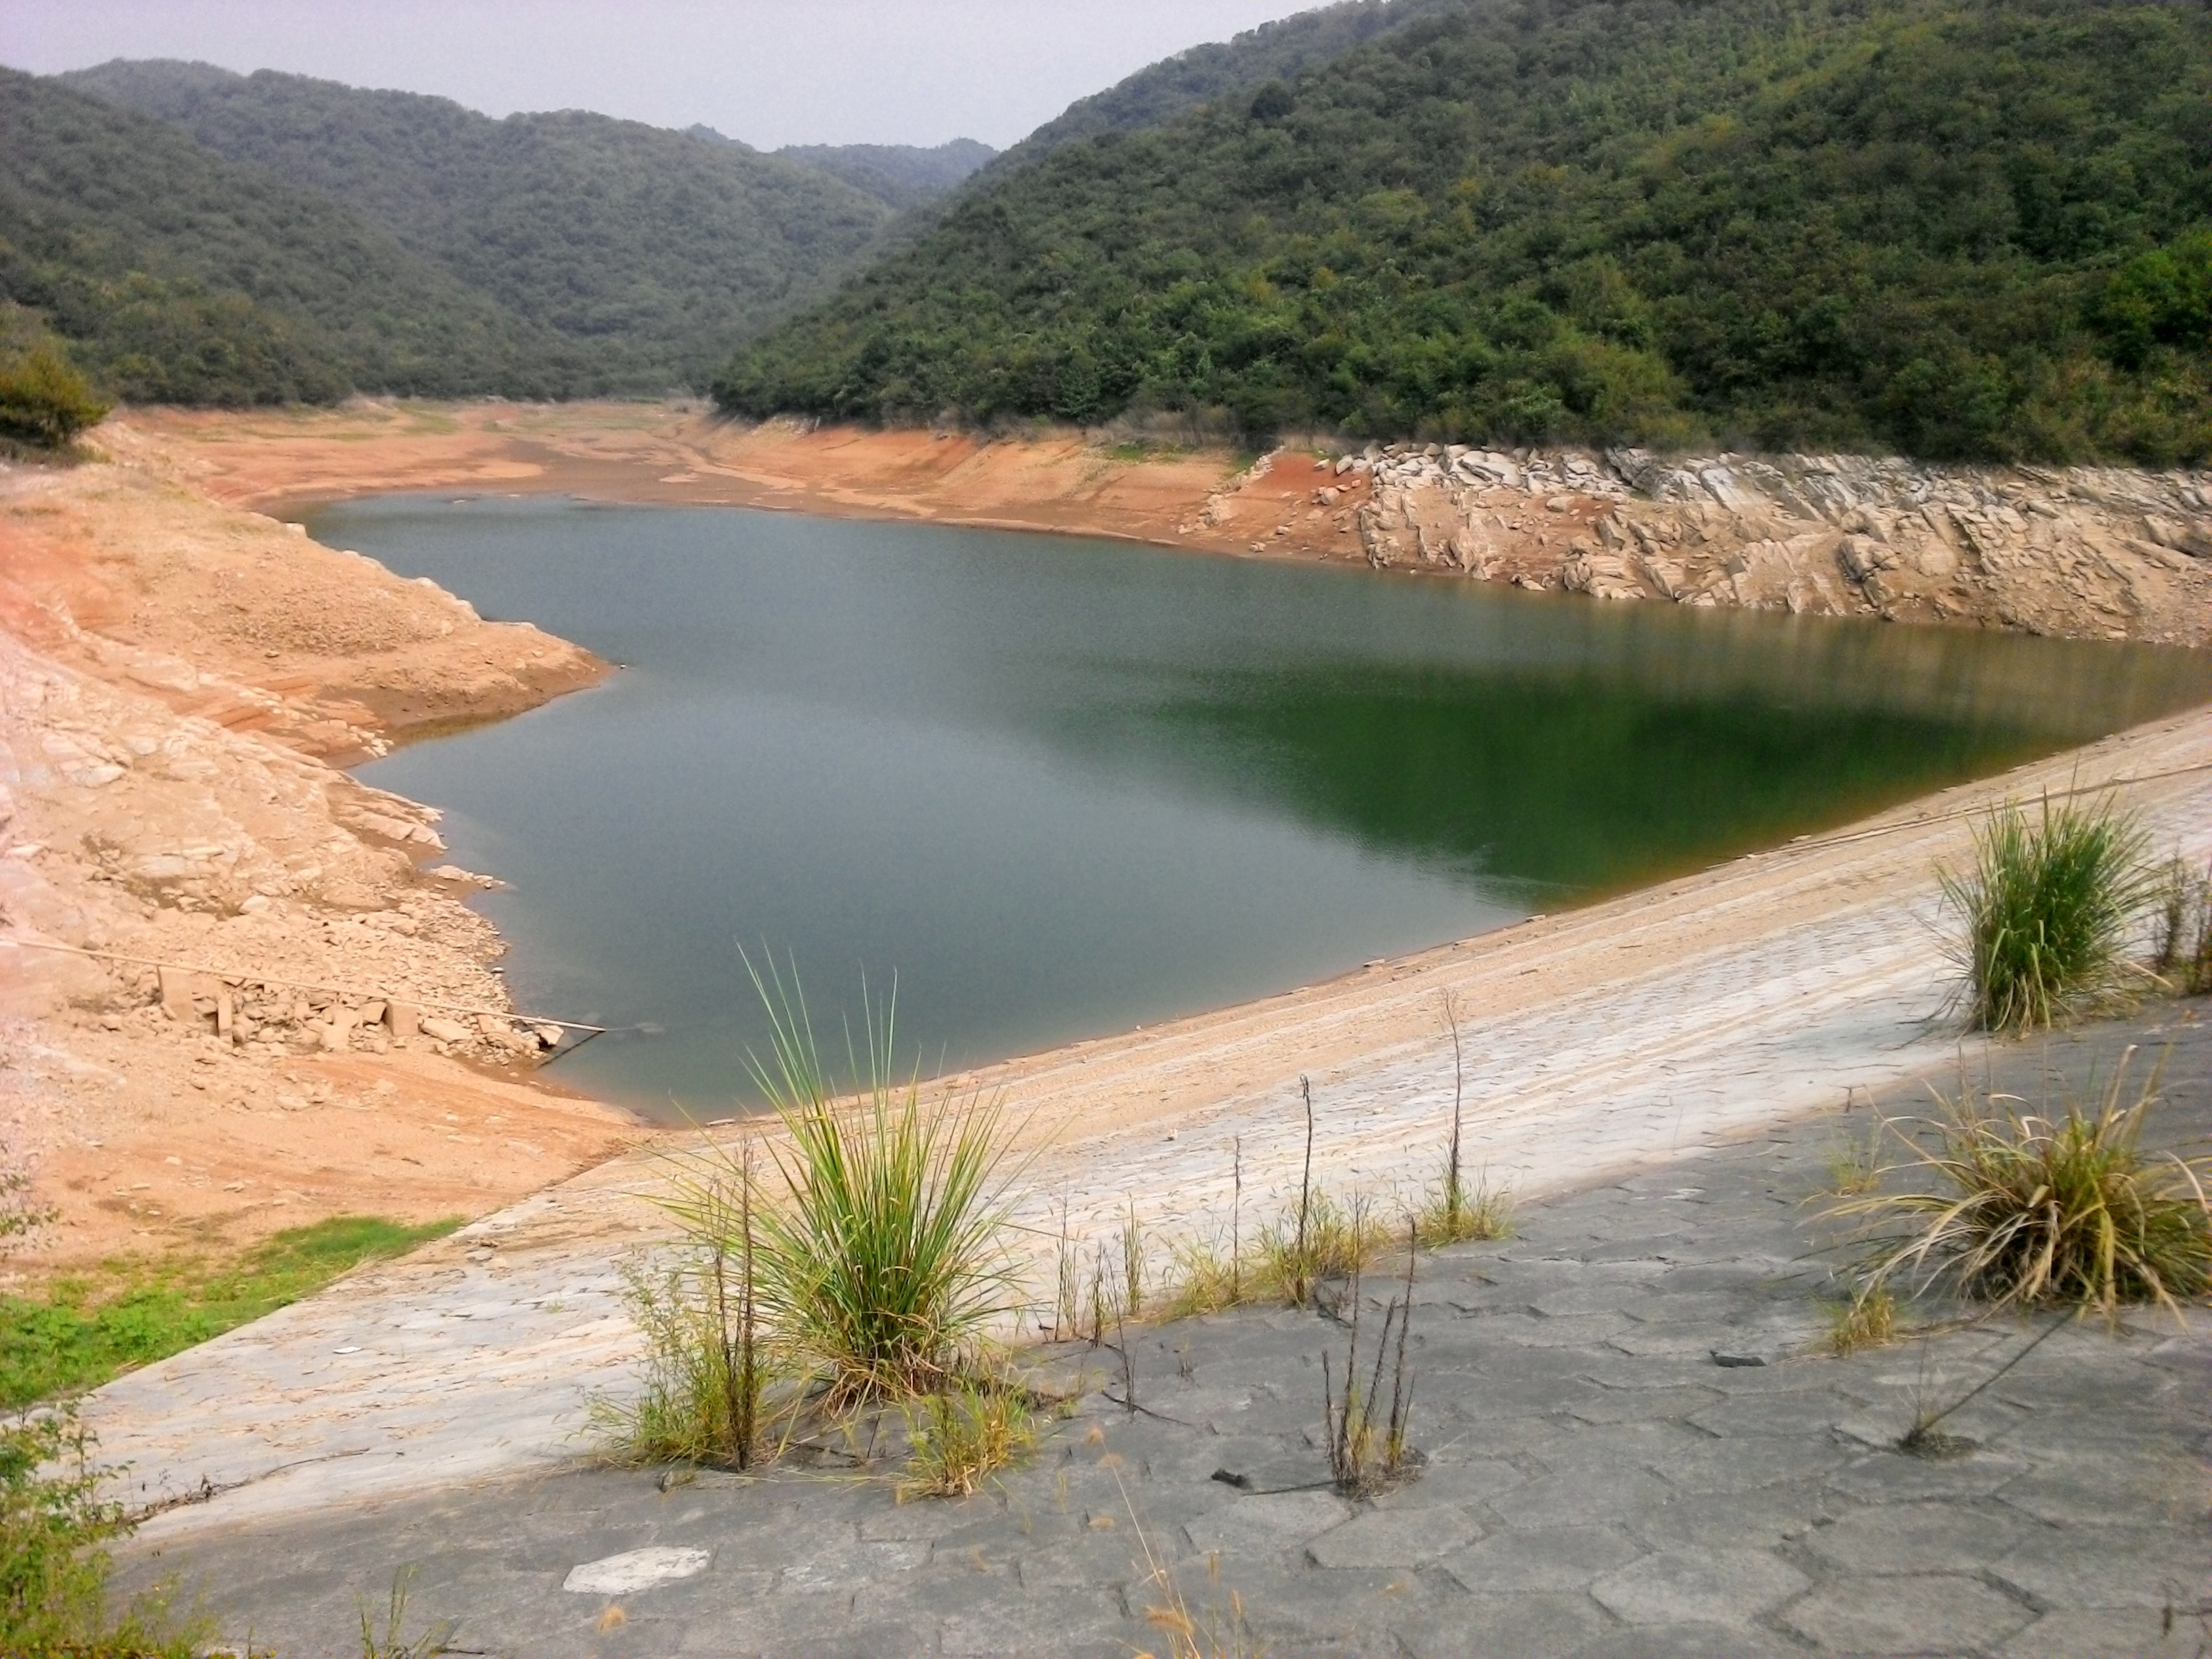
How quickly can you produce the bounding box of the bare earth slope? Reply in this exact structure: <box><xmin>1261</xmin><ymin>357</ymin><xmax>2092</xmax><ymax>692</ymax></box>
<box><xmin>120</xmin><ymin>401</ymin><xmax>2212</xmax><ymax>649</ymax></box>
<box><xmin>0</xmin><ymin>447</ymin><xmax>627</xmax><ymax>1276</ymax></box>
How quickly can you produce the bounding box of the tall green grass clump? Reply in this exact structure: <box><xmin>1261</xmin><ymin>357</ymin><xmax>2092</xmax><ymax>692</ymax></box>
<box><xmin>743</xmin><ymin>960</ymin><xmax>1025</xmax><ymax>1408</ymax></box>
<box><xmin>1939</xmin><ymin>796</ymin><xmax>2156</xmax><ymax>1033</ymax></box>
<box><xmin>1830</xmin><ymin>1058</ymin><xmax>2212</xmax><ymax>1318</ymax></box>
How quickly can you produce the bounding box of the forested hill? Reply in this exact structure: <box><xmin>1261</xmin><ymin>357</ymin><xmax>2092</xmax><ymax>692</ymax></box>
<box><xmin>58</xmin><ymin>60</ymin><xmax>904</xmax><ymax>392</ymax></box>
<box><xmin>766</xmin><ymin>140</ymin><xmax>997</xmax><ymax>211</ymax></box>
<box><xmin>0</xmin><ymin>68</ymin><xmax>573</xmax><ymax>405</ymax></box>
<box><xmin>718</xmin><ymin>0</ymin><xmax>2212</xmax><ymax>467</ymax></box>
<box><xmin>996</xmin><ymin>0</ymin><xmax>1465</xmax><ymax>166</ymax></box>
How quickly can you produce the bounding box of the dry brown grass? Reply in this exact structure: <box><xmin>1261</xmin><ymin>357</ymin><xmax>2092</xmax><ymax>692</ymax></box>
<box><xmin>1828</xmin><ymin>1054</ymin><xmax>2212</xmax><ymax>1318</ymax></box>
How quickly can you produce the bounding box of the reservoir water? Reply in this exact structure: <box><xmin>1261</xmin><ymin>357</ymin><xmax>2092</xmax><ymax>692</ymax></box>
<box><xmin>326</xmin><ymin>495</ymin><xmax>2211</xmax><ymax>1119</ymax></box>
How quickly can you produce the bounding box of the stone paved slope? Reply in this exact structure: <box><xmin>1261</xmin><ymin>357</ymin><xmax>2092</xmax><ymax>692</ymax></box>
<box><xmin>82</xmin><ymin>705</ymin><xmax>2212</xmax><ymax>1533</ymax></box>
<box><xmin>116</xmin><ymin>1012</ymin><xmax>2211</xmax><ymax>1658</ymax></box>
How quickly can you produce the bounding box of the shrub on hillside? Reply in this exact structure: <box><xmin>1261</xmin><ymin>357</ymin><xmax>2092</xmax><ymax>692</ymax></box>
<box><xmin>0</xmin><ymin>342</ymin><xmax>109</xmax><ymax>449</ymax></box>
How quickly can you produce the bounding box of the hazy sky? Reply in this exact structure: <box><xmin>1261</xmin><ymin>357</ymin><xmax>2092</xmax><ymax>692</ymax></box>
<box><xmin>1</xmin><ymin>1</ymin><xmax>1328</xmax><ymax>150</ymax></box>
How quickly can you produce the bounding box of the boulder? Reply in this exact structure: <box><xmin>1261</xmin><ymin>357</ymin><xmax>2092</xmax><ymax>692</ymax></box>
<box><xmin>419</xmin><ymin>1016</ymin><xmax>472</xmax><ymax>1044</ymax></box>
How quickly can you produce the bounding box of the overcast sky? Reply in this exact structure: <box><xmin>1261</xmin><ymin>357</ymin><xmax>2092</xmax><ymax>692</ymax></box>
<box><xmin>1</xmin><ymin>1</ymin><xmax>1328</xmax><ymax>150</ymax></box>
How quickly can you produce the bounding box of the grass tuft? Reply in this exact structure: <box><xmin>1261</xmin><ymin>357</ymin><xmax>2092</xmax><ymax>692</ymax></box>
<box><xmin>1159</xmin><ymin>1235</ymin><xmax>1254</xmax><ymax>1319</ymax></box>
<box><xmin>1826</xmin><ymin>1286</ymin><xmax>1898</xmax><ymax>1355</ymax></box>
<box><xmin>895</xmin><ymin>1384</ymin><xmax>1037</xmax><ymax>1500</ymax></box>
<box><xmin>1829</xmin><ymin>1055</ymin><xmax>2212</xmax><ymax>1317</ymax></box>
<box><xmin>1256</xmin><ymin>1187</ymin><xmax>1391</xmax><ymax>1307</ymax></box>
<box><xmin>1412</xmin><ymin>1167</ymin><xmax>1514</xmax><ymax>1248</ymax></box>
<box><xmin>742</xmin><ymin>958</ymin><xmax>1025</xmax><ymax>1409</ymax></box>
<box><xmin>1938</xmin><ymin>795</ymin><xmax>2156</xmax><ymax>1033</ymax></box>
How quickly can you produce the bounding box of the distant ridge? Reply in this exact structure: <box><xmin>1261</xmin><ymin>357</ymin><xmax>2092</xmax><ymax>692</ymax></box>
<box><xmin>771</xmin><ymin>139</ymin><xmax>997</xmax><ymax>212</ymax></box>
<box><xmin>0</xmin><ymin>67</ymin><xmax>569</xmax><ymax>405</ymax></box>
<box><xmin>58</xmin><ymin>59</ymin><xmax>904</xmax><ymax>392</ymax></box>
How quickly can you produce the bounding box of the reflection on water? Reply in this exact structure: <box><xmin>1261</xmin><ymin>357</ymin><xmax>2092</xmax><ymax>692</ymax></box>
<box><xmin>327</xmin><ymin>495</ymin><xmax>2209</xmax><ymax>1118</ymax></box>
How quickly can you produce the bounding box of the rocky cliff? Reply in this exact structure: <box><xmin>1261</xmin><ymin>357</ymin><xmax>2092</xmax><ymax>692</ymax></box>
<box><xmin>1330</xmin><ymin>445</ymin><xmax>2211</xmax><ymax>649</ymax></box>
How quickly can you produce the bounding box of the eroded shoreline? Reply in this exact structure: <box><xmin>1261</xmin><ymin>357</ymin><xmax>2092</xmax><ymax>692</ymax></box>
<box><xmin>6</xmin><ymin>404</ymin><xmax>2209</xmax><ymax>1283</ymax></box>
<box><xmin>117</xmin><ymin>399</ymin><xmax>2212</xmax><ymax>650</ymax></box>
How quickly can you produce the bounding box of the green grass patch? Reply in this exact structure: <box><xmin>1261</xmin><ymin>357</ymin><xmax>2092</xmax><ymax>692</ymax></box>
<box><xmin>0</xmin><ymin>1215</ymin><xmax>461</xmax><ymax>1408</ymax></box>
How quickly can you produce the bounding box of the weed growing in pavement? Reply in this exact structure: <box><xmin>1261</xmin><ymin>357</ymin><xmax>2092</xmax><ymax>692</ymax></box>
<box><xmin>1323</xmin><ymin>1225</ymin><xmax>1420</xmax><ymax>1497</ymax></box>
<box><xmin>1412</xmin><ymin>1166</ymin><xmax>1513</xmax><ymax>1247</ymax></box>
<box><xmin>356</xmin><ymin>1565</ymin><xmax>453</xmax><ymax>1659</ymax></box>
<box><xmin>2152</xmin><ymin>853</ymin><xmax>2212</xmax><ymax>996</ymax></box>
<box><xmin>896</xmin><ymin>1384</ymin><xmax>1038</xmax><ymax>1500</ymax></box>
<box><xmin>596</xmin><ymin>1153</ymin><xmax>783</xmax><ymax>1470</ymax></box>
<box><xmin>1938</xmin><ymin>794</ymin><xmax>2157</xmax><ymax>1033</ymax></box>
<box><xmin>1828</xmin><ymin>1053</ymin><xmax>2212</xmax><ymax>1318</ymax></box>
<box><xmin>1159</xmin><ymin>1234</ymin><xmax>1252</xmax><ymax>1319</ymax></box>
<box><xmin>1821</xmin><ymin>1092</ymin><xmax>1884</xmax><ymax>1197</ymax></box>
<box><xmin>1121</xmin><ymin>1200</ymin><xmax>1147</xmax><ymax>1320</ymax></box>
<box><xmin>1826</xmin><ymin>1286</ymin><xmax>1898</xmax><ymax>1355</ymax></box>
<box><xmin>1118</xmin><ymin>1471</ymin><xmax>1263</xmax><ymax>1659</ymax></box>
<box><xmin>1258</xmin><ymin>1187</ymin><xmax>1390</xmax><ymax>1307</ymax></box>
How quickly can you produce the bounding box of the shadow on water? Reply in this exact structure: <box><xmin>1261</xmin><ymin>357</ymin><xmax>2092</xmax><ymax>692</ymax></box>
<box><xmin>326</xmin><ymin>495</ymin><xmax>2210</xmax><ymax>1118</ymax></box>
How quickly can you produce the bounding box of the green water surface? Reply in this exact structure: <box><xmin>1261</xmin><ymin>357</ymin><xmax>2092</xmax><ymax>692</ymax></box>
<box><xmin>328</xmin><ymin>497</ymin><xmax>2209</xmax><ymax>1118</ymax></box>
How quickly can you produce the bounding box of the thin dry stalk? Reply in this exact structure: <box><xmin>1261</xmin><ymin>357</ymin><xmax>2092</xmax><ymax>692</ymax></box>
<box><xmin>1296</xmin><ymin>1077</ymin><xmax>1315</xmax><ymax>1270</ymax></box>
<box><xmin>1231</xmin><ymin>1137</ymin><xmax>1243</xmax><ymax>1305</ymax></box>
<box><xmin>1116</xmin><ymin>1470</ymin><xmax>1261</xmax><ymax>1659</ymax></box>
<box><xmin>1441</xmin><ymin>989</ymin><xmax>1466</xmax><ymax>1232</ymax></box>
<box><xmin>1322</xmin><ymin>1224</ymin><xmax>1419</xmax><ymax>1496</ymax></box>
<box><xmin>1054</xmin><ymin>1200</ymin><xmax>1079</xmax><ymax>1343</ymax></box>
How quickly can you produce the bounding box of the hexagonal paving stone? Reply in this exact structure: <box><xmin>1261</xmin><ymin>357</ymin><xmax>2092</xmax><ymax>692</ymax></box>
<box><xmin>1800</xmin><ymin>1502</ymin><xmax>2042</xmax><ymax>1576</ymax></box>
<box><xmin>1438</xmin><ymin>1524</ymin><xmax>1649</xmax><ymax>1595</ymax></box>
<box><xmin>1984</xmin><ymin>1524</ymin><xmax>2212</xmax><ymax>1612</ymax></box>
<box><xmin>1589</xmin><ymin>1547</ymin><xmax>1809</xmax><ymax>1627</ymax></box>
<box><xmin>2002</xmin><ymin>1607</ymin><xmax>2212</xmax><ymax>1659</ymax></box>
<box><xmin>1504</xmin><ymin>1467</ymin><xmax>1681</xmax><ymax>1528</ymax></box>
<box><xmin>1182</xmin><ymin>1490</ymin><xmax>1353</xmax><ymax>1559</ymax></box>
<box><xmin>1782</xmin><ymin>1574</ymin><xmax>2034</xmax><ymax>1654</ymax></box>
<box><xmin>1305</xmin><ymin>1504</ymin><xmax>1483</xmax><ymax>1568</ymax></box>
<box><xmin>1394</xmin><ymin>1592</ymin><xmax>1618</xmax><ymax>1659</ymax></box>
<box><xmin>1824</xmin><ymin>1448</ymin><xmax>2030</xmax><ymax>1503</ymax></box>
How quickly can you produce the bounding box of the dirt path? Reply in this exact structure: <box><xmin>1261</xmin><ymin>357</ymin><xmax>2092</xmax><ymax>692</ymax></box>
<box><xmin>84</xmin><ymin>704</ymin><xmax>2212</xmax><ymax>1533</ymax></box>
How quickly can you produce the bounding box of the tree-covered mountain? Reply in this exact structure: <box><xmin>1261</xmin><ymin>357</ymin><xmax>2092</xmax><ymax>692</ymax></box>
<box><xmin>718</xmin><ymin>0</ymin><xmax>2212</xmax><ymax>466</ymax></box>
<box><xmin>764</xmin><ymin>139</ymin><xmax>996</xmax><ymax>211</ymax></box>
<box><xmin>995</xmin><ymin>0</ymin><xmax>1466</xmax><ymax>167</ymax></box>
<box><xmin>0</xmin><ymin>68</ymin><xmax>574</xmax><ymax>405</ymax></box>
<box><xmin>58</xmin><ymin>59</ymin><xmax>906</xmax><ymax>391</ymax></box>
